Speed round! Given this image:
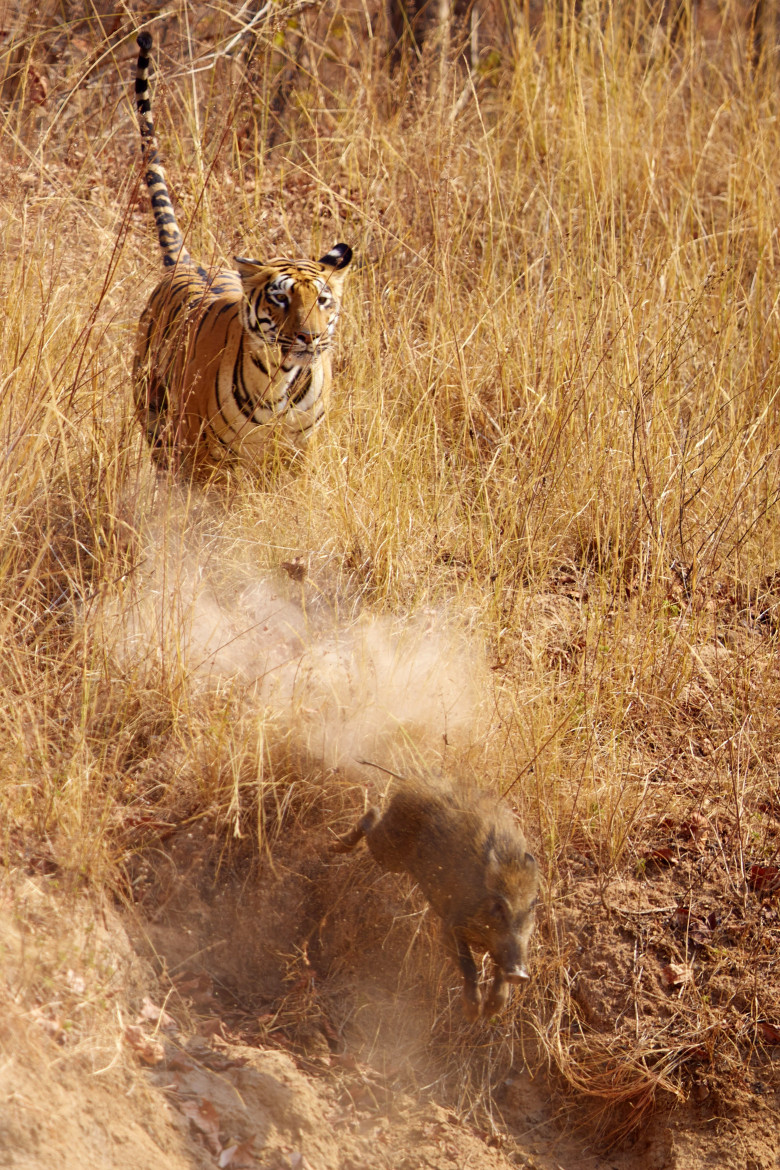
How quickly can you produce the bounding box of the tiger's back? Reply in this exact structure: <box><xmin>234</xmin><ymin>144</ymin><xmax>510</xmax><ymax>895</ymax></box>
<box><xmin>132</xmin><ymin>32</ymin><xmax>352</xmax><ymax>464</ymax></box>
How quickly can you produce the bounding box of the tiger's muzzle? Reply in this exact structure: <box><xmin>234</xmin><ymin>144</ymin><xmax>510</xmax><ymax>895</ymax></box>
<box><xmin>281</xmin><ymin>330</ymin><xmax>329</xmax><ymax>361</ymax></box>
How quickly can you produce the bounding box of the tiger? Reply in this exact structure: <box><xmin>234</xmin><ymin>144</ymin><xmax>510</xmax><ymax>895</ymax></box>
<box><xmin>132</xmin><ymin>31</ymin><xmax>353</xmax><ymax>465</ymax></box>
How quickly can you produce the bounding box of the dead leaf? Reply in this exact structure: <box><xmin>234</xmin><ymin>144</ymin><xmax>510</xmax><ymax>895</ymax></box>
<box><xmin>329</xmin><ymin>1051</ymin><xmax>360</xmax><ymax>1071</ymax></box>
<box><xmin>65</xmin><ymin>969</ymin><xmax>86</xmax><ymax>995</ymax></box>
<box><xmin>27</xmin><ymin>67</ymin><xmax>48</xmax><ymax>106</ymax></box>
<box><xmin>688</xmin><ymin>928</ymin><xmax>711</xmax><ymax>947</ymax></box>
<box><xmin>682</xmin><ymin>1044</ymin><xmax>708</xmax><ymax>1062</ymax></box>
<box><xmin>124</xmin><ymin>1024</ymin><xmax>165</xmax><ymax>1065</ymax></box>
<box><xmin>218</xmin><ymin>1138</ymin><xmax>256</xmax><ymax>1168</ymax></box>
<box><xmin>758</xmin><ymin>1021</ymin><xmax>780</xmax><ymax>1045</ymax></box>
<box><xmin>679</xmin><ymin>814</ymin><xmax>709</xmax><ymax>845</ymax></box>
<box><xmin>661</xmin><ymin>962</ymin><xmax>694</xmax><ymax>988</ymax></box>
<box><xmin>281</xmin><ymin>560</ymin><xmax>306</xmax><ymax>582</ymax></box>
<box><xmin>646</xmin><ymin>847</ymin><xmax>678</xmax><ymax>866</ymax></box>
<box><xmin>196</xmin><ymin>1016</ymin><xmax>228</xmax><ymax>1042</ymax></box>
<box><xmin>138</xmin><ymin>996</ymin><xmax>176</xmax><ymax>1030</ymax></box>
<box><xmin>173</xmin><ymin>971</ymin><xmax>217</xmax><ymax>1007</ymax></box>
<box><xmin>181</xmin><ymin>1098</ymin><xmax>221</xmax><ymax>1155</ymax></box>
<box><xmin>689</xmin><ymin>817</ymin><xmax>709</xmax><ymax>839</ymax></box>
<box><xmin>748</xmin><ymin>864</ymin><xmax>780</xmax><ymax>893</ymax></box>
<box><xmin>29</xmin><ymin>1008</ymin><xmax>64</xmax><ymax>1043</ymax></box>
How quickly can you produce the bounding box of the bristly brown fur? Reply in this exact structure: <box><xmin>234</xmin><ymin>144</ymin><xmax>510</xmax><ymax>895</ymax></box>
<box><xmin>336</xmin><ymin>775</ymin><xmax>538</xmax><ymax>1019</ymax></box>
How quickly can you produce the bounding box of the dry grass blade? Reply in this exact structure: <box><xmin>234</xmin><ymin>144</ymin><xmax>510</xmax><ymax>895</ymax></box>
<box><xmin>2</xmin><ymin>3</ymin><xmax>780</xmax><ymax>1168</ymax></box>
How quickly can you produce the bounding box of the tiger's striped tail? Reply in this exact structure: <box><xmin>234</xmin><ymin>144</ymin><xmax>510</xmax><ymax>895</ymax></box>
<box><xmin>135</xmin><ymin>31</ymin><xmax>191</xmax><ymax>269</ymax></box>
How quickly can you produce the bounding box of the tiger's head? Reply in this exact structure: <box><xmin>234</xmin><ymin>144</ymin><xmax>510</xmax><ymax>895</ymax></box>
<box><xmin>234</xmin><ymin>243</ymin><xmax>353</xmax><ymax>366</ymax></box>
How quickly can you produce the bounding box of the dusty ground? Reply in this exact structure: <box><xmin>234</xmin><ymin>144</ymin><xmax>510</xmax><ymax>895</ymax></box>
<box><xmin>3</xmin><ymin>0</ymin><xmax>780</xmax><ymax>1166</ymax></box>
<box><xmin>3</xmin><ymin>809</ymin><xmax>780</xmax><ymax>1170</ymax></box>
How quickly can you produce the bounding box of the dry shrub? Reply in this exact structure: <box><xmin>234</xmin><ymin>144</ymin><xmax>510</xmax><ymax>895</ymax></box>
<box><xmin>2</xmin><ymin>0</ymin><xmax>780</xmax><ymax>1151</ymax></box>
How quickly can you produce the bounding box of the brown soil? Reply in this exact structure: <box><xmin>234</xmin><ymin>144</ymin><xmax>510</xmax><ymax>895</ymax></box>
<box><xmin>3</xmin><ymin>2</ymin><xmax>780</xmax><ymax>1167</ymax></box>
<box><xmin>5</xmin><ymin>798</ymin><xmax>778</xmax><ymax>1170</ymax></box>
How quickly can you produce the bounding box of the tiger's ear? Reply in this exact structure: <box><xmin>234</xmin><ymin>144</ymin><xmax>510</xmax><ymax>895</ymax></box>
<box><xmin>234</xmin><ymin>256</ymin><xmax>265</xmax><ymax>280</ymax></box>
<box><xmin>318</xmin><ymin>243</ymin><xmax>353</xmax><ymax>273</ymax></box>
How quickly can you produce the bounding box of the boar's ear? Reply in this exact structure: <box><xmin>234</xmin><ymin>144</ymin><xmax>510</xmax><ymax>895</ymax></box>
<box><xmin>485</xmin><ymin>846</ymin><xmax>501</xmax><ymax>888</ymax></box>
<box><xmin>524</xmin><ymin>852</ymin><xmax>536</xmax><ymax>869</ymax></box>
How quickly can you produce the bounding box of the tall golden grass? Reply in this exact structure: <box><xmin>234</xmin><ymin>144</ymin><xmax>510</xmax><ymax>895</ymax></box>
<box><xmin>2</xmin><ymin>0</ymin><xmax>780</xmax><ymax>1141</ymax></box>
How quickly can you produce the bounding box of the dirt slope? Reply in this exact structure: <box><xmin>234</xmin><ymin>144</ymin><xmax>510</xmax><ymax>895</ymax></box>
<box><xmin>4</xmin><ymin>824</ymin><xmax>779</xmax><ymax>1170</ymax></box>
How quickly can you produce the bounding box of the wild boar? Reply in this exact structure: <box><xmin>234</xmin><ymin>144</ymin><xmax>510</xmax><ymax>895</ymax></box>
<box><xmin>334</xmin><ymin>772</ymin><xmax>538</xmax><ymax>1019</ymax></box>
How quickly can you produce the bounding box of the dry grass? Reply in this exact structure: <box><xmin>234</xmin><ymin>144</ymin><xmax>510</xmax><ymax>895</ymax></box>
<box><xmin>2</xmin><ymin>0</ymin><xmax>780</xmax><ymax>1150</ymax></box>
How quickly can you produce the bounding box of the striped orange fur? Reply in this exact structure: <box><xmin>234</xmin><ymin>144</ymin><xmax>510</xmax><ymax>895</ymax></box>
<box><xmin>132</xmin><ymin>32</ymin><xmax>352</xmax><ymax>463</ymax></box>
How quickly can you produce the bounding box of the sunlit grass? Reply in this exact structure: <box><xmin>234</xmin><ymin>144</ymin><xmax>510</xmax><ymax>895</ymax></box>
<box><xmin>2</xmin><ymin>0</ymin><xmax>780</xmax><ymax>1138</ymax></box>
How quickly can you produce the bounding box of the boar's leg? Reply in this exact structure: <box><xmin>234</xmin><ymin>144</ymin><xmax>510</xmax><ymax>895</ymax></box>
<box><xmin>445</xmin><ymin>927</ymin><xmax>481</xmax><ymax>1020</ymax></box>
<box><xmin>332</xmin><ymin>807</ymin><xmax>381</xmax><ymax>853</ymax></box>
<box><xmin>483</xmin><ymin>966</ymin><xmax>509</xmax><ymax>1016</ymax></box>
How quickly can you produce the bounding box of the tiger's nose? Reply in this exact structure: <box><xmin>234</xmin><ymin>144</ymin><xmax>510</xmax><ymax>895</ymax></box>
<box><xmin>297</xmin><ymin>331</ymin><xmax>316</xmax><ymax>344</ymax></box>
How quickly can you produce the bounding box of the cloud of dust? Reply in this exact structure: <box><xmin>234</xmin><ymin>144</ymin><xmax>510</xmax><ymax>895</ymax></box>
<box><xmin>99</xmin><ymin>506</ymin><xmax>483</xmax><ymax>771</ymax></box>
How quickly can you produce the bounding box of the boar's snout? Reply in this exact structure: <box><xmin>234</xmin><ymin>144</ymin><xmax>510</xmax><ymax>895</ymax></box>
<box><xmin>503</xmin><ymin>963</ymin><xmax>530</xmax><ymax>983</ymax></box>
